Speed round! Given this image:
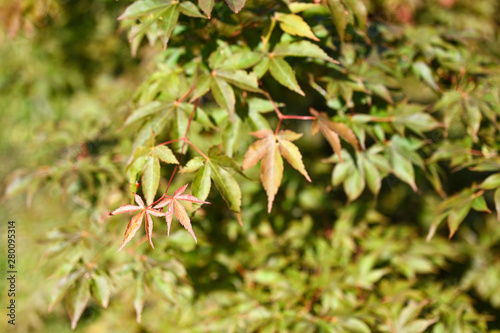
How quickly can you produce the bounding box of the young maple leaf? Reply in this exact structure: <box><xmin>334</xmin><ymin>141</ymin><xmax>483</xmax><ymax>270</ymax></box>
<box><xmin>242</xmin><ymin>129</ymin><xmax>311</xmax><ymax>213</ymax></box>
<box><xmin>109</xmin><ymin>193</ymin><xmax>165</xmax><ymax>252</ymax></box>
<box><xmin>310</xmin><ymin>108</ymin><xmax>360</xmax><ymax>162</ymax></box>
<box><xmin>154</xmin><ymin>184</ymin><xmax>210</xmax><ymax>243</ymax></box>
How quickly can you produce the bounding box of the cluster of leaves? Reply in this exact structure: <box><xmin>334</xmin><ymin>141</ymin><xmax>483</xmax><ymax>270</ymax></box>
<box><xmin>2</xmin><ymin>0</ymin><xmax>500</xmax><ymax>331</ymax></box>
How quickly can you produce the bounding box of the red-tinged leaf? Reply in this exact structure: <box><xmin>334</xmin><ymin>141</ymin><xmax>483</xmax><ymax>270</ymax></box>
<box><xmin>243</xmin><ymin>129</ymin><xmax>311</xmax><ymax>212</ymax></box>
<box><xmin>66</xmin><ymin>278</ymin><xmax>90</xmax><ymax>330</ymax></box>
<box><xmin>242</xmin><ymin>135</ymin><xmax>270</xmax><ymax>169</ymax></box>
<box><xmin>262</xmin><ymin>141</ymin><xmax>284</xmax><ymax>213</ymax></box>
<box><xmin>173</xmin><ymin>199</ymin><xmax>197</xmax><ymax>242</ymax></box>
<box><xmin>224</xmin><ymin>0</ymin><xmax>246</xmax><ymax>13</ymax></box>
<box><xmin>109</xmin><ymin>204</ymin><xmax>142</xmax><ymax>216</ymax></box>
<box><xmin>277</xmin><ymin>131</ymin><xmax>311</xmax><ymax>182</ymax></box>
<box><xmin>310</xmin><ymin>108</ymin><xmax>360</xmax><ymax>159</ymax></box>
<box><xmin>145</xmin><ymin>212</ymin><xmax>154</xmax><ymax>248</ymax></box>
<box><xmin>154</xmin><ymin>184</ymin><xmax>210</xmax><ymax>242</ymax></box>
<box><xmin>118</xmin><ymin>211</ymin><xmax>145</xmax><ymax>252</ymax></box>
<box><xmin>198</xmin><ymin>0</ymin><xmax>214</xmax><ymax>18</ymax></box>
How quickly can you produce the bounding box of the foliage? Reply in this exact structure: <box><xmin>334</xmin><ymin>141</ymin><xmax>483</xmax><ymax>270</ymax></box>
<box><xmin>1</xmin><ymin>0</ymin><xmax>500</xmax><ymax>331</ymax></box>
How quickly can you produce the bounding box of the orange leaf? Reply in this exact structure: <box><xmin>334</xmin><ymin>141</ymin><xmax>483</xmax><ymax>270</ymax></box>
<box><xmin>109</xmin><ymin>193</ymin><xmax>165</xmax><ymax>252</ymax></box>
<box><xmin>154</xmin><ymin>184</ymin><xmax>210</xmax><ymax>243</ymax></box>
<box><xmin>242</xmin><ymin>129</ymin><xmax>310</xmax><ymax>212</ymax></box>
<box><xmin>310</xmin><ymin>108</ymin><xmax>360</xmax><ymax>162</ymax></box>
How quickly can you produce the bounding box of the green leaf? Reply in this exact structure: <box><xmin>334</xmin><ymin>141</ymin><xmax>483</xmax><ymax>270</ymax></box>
<box><xmin>214</xmin><ymin>69</ymin><xmax>260</xmax><ymax>92</ymax></box>
<box><xmin>198</xmin><ymin>0</ymin><xmax>214</xmax><ymax>18</ymax></box>
<box><xmin>471</xmin><ymin>195</ymin><xmax>491</xmax><ymax>213</ymax></box>
<box><xmin>208</xmin><ymin>161</ymin><xmax>242</xmax><ymax>213</ymax></box>
<box><xmin>344</xmin><ymin>0</ymin><xmax>368</xmax><ymax>33</ymax></box>
<box><xmin>275</xmin><ymin>13</ymin><xmax>319</xmax><ymax>41</ymax></box>
<box><xmin>412</xmin><ymin>61</ymin><xmax>439</xmax><ymax>91</ymax></box>
<box><xmin>362</xmin><ymin>156</ymin><xmax>381</xmax><ymax>195</ymax></box>
<box><xmin>158</xmin><ymin>4</ymin><xmax>180</xmax><ymax>49</ymax></box>
<box><xmin>66</xmin><ymin>278</ymin><xmax>90</xmax><ymax>330</ymax></box>
<box><xmin>48</xmin><ymin>269</ymin><xmax>86</xmax><ymax>312</ymax></box>
<box><xmin>211</xmin><ymin>76</ymin><xmax>236</xmax><ymax>121</ymax></box>
<box><xmin>447</xmin><ymin>200</ymin><xmax>472</xmax><ymax>238</ymax></box>
<box><xmin>480</xmin><ymin>173</ymin><xmax>500</xmax><ymax>190</ymax></box>
<box><xmin>269</xmin><ymin>57</ymin><xmax>304</xmax><ymax>96</ymax></box>
<box><xmin>124</xmin><ymin>101</ymin><xmax>165</xmax><ymax>127</ymax></box>
<box><xmin>224</xmin><ymin>0</ymin><xmax>246</xmax><ymax>13</ymax></box>
<box><xmin>495</xmin><ymin>188</ymin><xmax>500</xmax><ymax>221</ymax></box>
<box><xmin>394</xmin><ymin>113</ymin><xmax>441</xmax><ymax>133</ymax></box>
<box><xmin>192</xmin><ymin>163</ymin><xmax>212</xmax><ymax>204</ymax></box>
<box><xmin>288</xmin><ymin>2</ymin><xmax>319</xmax><ymax>13</ymax></box>
<box><xmin>218</xmin><ymin>50</ymin><xmax>262</xmax><ymax>70</ymax></box>
<box><xmin>179</xmin><ymin>1</ymin><xmax>205</xmax><ymax>18</ymax></box>
<box><xmin>149</xmin><ymin>268</ymin><xmax>175</xmax><ymax>302</ymax></box>
<box><xmin>180</xmin><ymin>156</ymin><xmax>205</xmax><ymax>173</ymax></box>
<box><xmin>253</xmin><ymin>57</ymin><xmax>270</xmax><ymax>78</ymax></box>
<box><xmin>390</xmin><ymin>149</ymin><xmax>417</xmax><ymax>192</ymax></box>
<box><xmin>332</xmin><ymin>158</ymin><xmax>351</xmax><ymax>186</ymax></box>
<box><xmin>465</xmin><ymin>101</ymin><xmax>482</xmax><ymax>142</ymax></box>
<box><xmin>142</xmin><ymin>155</ymin><xmax>160</xmax><ymax>205</ymax></box>
<box><xmin>90</xmin><ymin>272</ymin><xmax>111</xmax><ymax>308</ymax></box>
<box><xmin>326</xmin><ymin>0</ymin><xmax>346</xmax><ymax>43</ymax></box>
<box><xmin>155</xmin><ymin>145</ymin><xmax>179</xmax><ymax>164</ymax></box>
<box><xmin>118</xmin><ymin>0</ymin><xmax>172</xmax><ymax>20</ymax></box>
<box><xmin>272</xmin><ymin>41</ymin><xmax>335</xmax><ymax>63</ymax></box>
<box><xmin>344</xmin><ymin>166</ymin><xmax>365</xmax><ymax>201</ymax></box>
<box><xmin>134</xmin><ymin>271</ymin><xmax>145</xmax><ymax>323</ymax></box>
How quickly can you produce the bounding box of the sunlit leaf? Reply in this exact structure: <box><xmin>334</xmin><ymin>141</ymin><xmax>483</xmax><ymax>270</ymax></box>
<box><xmin>275</xmin><ymin>13</ymin><xmax>319</xmax><ymax>41</ymax></box>
<box><xmin>269</xmin><ymin>57</ymin><xmax>304</xmax><ymax>96</ymax></box>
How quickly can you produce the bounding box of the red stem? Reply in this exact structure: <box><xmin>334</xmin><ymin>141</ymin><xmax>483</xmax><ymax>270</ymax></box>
<box><xmin>261</xmin><ymin>89</ymin><xmax>315</xmax><ymax>134</ymax></box>
<box><xmin>149</xmin><ymin>99</ymin><xmax>201</xmax><ymax>208</ymax></box>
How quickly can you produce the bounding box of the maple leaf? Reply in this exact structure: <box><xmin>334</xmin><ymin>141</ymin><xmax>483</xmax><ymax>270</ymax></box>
<box><xmin>154</xmin><ymin>184</ymin><xmax>210</xmax><ymax>243</ymax></box>
<box><xmin>242</xmin><ymin>129</ymin><xmax>311</xmax><ymax>213</ymax></box>
<box><xmin>310</xmin><ymin>108</ymin><xmax>360</xmax><ymax>162</ymax></box>
<box><xmin>109</xmin><ymin>193</ymin><xmax>165</xmax><ymax>252</ymax></box>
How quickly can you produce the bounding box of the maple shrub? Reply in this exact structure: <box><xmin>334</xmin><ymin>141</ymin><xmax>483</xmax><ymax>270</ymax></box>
<box><xmin>2</xmin><ymin>0</ymin><xmax>500</xmax><ymax>331</ymax></box>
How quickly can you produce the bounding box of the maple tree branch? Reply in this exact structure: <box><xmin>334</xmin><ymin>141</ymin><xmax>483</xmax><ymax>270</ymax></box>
<box><xmin>157</xmin><ymin>98</ymin><xmax>201</xmax><ymax>203</ymax></box>
<box><xmin>261</xmin><ymin>88</ymin><xmax>315</xmax><ymax>135</ymax></box>
<box><xmin>157</xmin><ymin>138</ymin><xmax>183</xmax><ymax>146</ymax></box>
<box><xmin>177</xmin><ymin>83</ymin><xmax>197</xmax><ymax>104</ymax></box>
<box><xmin>281</xmin><ymin>115</ymin><xmax>315</xmax><ymax>120</ymax></box>
<box><xmin>185</xmin><ymin>140</ymin><xmax>209</xmax><ymax>159</ymax></box>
